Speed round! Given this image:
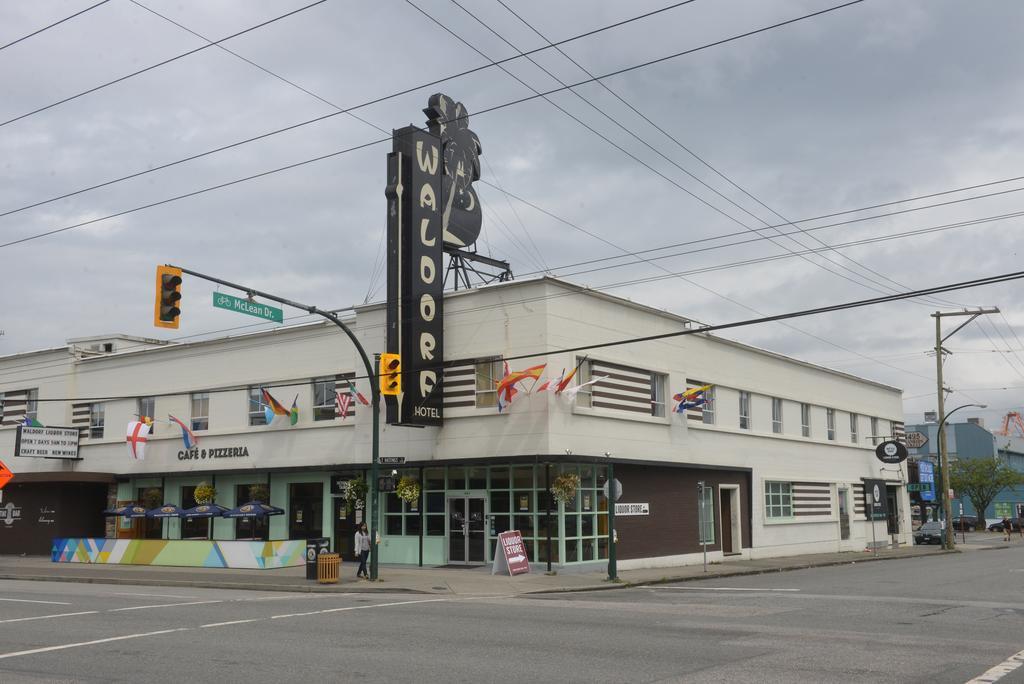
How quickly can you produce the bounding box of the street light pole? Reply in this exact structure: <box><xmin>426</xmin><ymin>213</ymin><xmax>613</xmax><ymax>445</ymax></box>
<box><xmin>932</xmin><ymin>308</ymin><xmax>998</xmax><ymax>551</ymax></box>
<box><xmin>935</xmin><ymin>402</ymin><xmax>987</xmax><ymax>550</ymax></box>
<box><xmin>168</xmin><ymin>265</ymin><xmax>383</xmax><ymax>579</ymax></box>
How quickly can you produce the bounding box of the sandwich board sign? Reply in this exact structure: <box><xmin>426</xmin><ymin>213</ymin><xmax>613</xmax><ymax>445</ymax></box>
<box><xmin>491</xmin><ymin>530</ymin><xmax>530</xmax><ymax>576</ymax></box>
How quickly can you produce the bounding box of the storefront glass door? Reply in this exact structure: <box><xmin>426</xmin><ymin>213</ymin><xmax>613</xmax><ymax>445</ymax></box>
<box><xmin>448</xmin><ymin>497</ymin><xmax>486</xmax><ymax>564</ymax></box>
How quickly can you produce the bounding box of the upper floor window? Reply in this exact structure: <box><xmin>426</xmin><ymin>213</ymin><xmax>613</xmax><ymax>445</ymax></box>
<box><xmin>89</xmin><ymin>403</ymin><xmax>105</xmax><ymax>439</ymax></box>
<box><xmin>738</xmin><ymin>391</ymin><xmax>751</xmax><ymax>430</ymax></box>
<box><xmin>771</xmin><ymin>397</ymin><xmax>783</xmax><ymax>434</ymax></box>
<box><xmin>801</xmin><ymin>403</ymin><xmax>811</xmax><ymax>437</ymax></box>
<box><xmin>138</xmin><ymin>396</ymin><xmax>155</xmax><ymax>424</ymax></box>
<box><xmin>312</xmin><ymin>378</ymin><xmax>336</xmax><ymax>421</ymax></box>
<box><xmin>475</xmin><ymin>359</ymin><xmax>502</xmax><ymax>409</ymax></box>
<box><xmin>191</xmin><ymin>392</ymin><xmax>210</xmax><ymax>431</ymax></box>
<box><xmin>850</xmin><ymin>413</ymin><xmax>859</xmax><ymax>443</ymax></box>
<box><xmin>702</xmin><ymin>386</ymin><xmax>716</xmax><ymax>425</ymax></box>
<box><xmin>826</xmin><ymin>408</ymin><xmax>836</xmax><ymax>441</ymax></box>
<box><xmin>25</xmin><ymin>389</ymin><xmax>38</xmax><ymax>424</ymax></box>
<box><xmin>870</xmin><ymin>417</ymin><xmax>879</xmax><ymax>444</ymax></box>
<box><xmin>650</xmin><ymin>372</ymin><xmax>667</xmax><ymax>418</ymax></box>
<box><xmin>248</xmin><ymin>387</ymin><xmax>267</xmax><ymax>426</ymax></box>
<box><xmin>575</xmin><ymin>358</ymin><xmax>593</xmax><ymax>408</ymax></box>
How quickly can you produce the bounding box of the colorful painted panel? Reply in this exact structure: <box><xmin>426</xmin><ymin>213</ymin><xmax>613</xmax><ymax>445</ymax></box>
<box><xmin>50</xmin><ymin>538</ymin><xmax>305</xmax><ymax>569</ymax></box>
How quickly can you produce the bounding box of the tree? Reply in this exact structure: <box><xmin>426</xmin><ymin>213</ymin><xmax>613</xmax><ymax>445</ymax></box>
<box><xmin>949</xmin><ymin>457</ymin><xmax>1024</xmax><ymax>527</ymax></box>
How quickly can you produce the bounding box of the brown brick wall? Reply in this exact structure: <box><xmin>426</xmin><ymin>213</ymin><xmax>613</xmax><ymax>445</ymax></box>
<box><xmin>613</xmin><ymin>464</ymin><xmax>751</xmax><ymax>560</ymax></box>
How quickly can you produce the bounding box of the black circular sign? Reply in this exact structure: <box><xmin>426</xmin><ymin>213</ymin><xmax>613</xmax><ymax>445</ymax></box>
<box><xmin>875</xmin><ymin>440</ymin><xmax>909</xmax><ymax>464</ymax></box>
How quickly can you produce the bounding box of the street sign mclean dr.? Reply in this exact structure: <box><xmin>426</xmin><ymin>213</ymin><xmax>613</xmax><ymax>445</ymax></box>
<box><xmin>212</xmin><ymin>292</ymin><xmax>283</xmax><ymax>323</ymax></box>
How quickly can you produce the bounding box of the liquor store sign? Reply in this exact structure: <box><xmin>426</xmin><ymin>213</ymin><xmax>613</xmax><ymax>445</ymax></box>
<box><xmin>15</xmin><ymin>426</ymin><xmax>81</xmax><ymax>460</ymax></box>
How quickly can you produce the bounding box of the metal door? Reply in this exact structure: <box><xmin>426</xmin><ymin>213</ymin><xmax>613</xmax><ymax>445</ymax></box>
<box><xmin>838</xmin><ymin>488</ymin><xmax>850</xmax><ymax>540</ymax></box>
<box><xmin>448</xmin><ymin>497</ymin><xmax>486</xmax><ymax>564</ymax></box>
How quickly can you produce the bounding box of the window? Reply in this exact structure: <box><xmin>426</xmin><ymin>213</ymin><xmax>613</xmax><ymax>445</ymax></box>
<box><xmin>89</xmin><ymin>403</ymin><xmax>105</xmax><ymax>439</ymax></box>
<box><xmin>870</xmin><ymin>417</ymin><xmax>879</xmax><ymax>444</ymax></box>
<box><xmin>575</xmin><ymin>358</ymin><xmax>593</xmax><ymax>408</ymax></box>
<box><xmin>771</xmin><ymin>397</ymin><xmax>783</xmax><ymax>434</ymax></box>
<box><xmin>698</xmin><ymin>483</ymin><xmax>715</xmax><ymax>545</ymax></box>
<box><xmin>385</xmin><ymin>470</ymin><xmax>422</xmax><ymax>536</ymax></box>
<box><xmin>312</xmin><ymin>378</ymin><xmax>336</xmax><ymax>421</ymax></box>
<box><xmin>138</xmin><ymin>396</ymin><xmax>155</xmax><ymax>424</ymax></box>
<box><xmin>191</xmin><ymin>392</ymin><xmax>210</xmax><ymax>431</ymax></box>
<box><xmin>738</xmin><ymin>391</ymin><xmax>751</xmax><ymax>430</ymax></box>
<box><xmin>850</xmin><ymin>413</ymin><xmax>859</xmax><ymax>443</ymax></box>
<box><xmin>475</xmin><ymin>359</ymin><xmax>502</xmax><ymax>409</ymax></box>
<box><xmin>180</xmin><ymin>486</ymin><xmax>208</xmax><ymax>539</ymax></box>
<box><xmin>650</xmin><ymin>372</ymin><xmax>667</xmax><ymax>417</ymax></box>
<box><xmin>765</xmin><ymin>481</ymin><xmax>793</xmax><ymax>519</ymax></box>
<box><xmin>247</xmin><ymin>387</ymin><xmax>266</xmax><ymax>426</ymax></box>
<box><xmin>25</xmin><ymin>389</ymin><xmax>38</xmax><ymax>424</ymax></box>
<box><xmin>826</xmin><ymin>408</ymin><xmax>836</xmax><ymax>441</ymax></box>
<box><xmin>702</xmin><ymin>386</ymin><xmax>716</xmax><ymax>425</ymax></box>
<box><xmin>801</xmin><ymin>403</ymin><xmax>811</xmax><ymax>437</ymax></box>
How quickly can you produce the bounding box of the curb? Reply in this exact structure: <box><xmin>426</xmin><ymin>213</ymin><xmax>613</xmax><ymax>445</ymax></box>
<box><xmin>0</xmin><ymin>573</ymin><xmax>434</xmax><ymax>594</ymax></box>
<box><xmin>521</xmin><ymin>548</ymin><xmax>958</xmax><ymax>595</ymax></box>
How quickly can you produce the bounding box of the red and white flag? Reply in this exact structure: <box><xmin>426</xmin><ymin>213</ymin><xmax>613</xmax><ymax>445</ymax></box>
<box><xmin>126</xmin><ymin>421</ymin><xmax>150</xmax><ymax>460</ymax></box>
<box><xmin>335</xmin><ymin>390</ymin><xmax>352</xmax><ymax>420</ymax></box>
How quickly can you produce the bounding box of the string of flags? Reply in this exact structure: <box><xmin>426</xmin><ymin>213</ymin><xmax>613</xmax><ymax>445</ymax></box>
<box><xmin>492</xmin><ymin>356</ymin><xmax>607</xmax><ymax>413</ymax></box>
<box><xmin>674</xmin><ymin>384</ymin><xmax>712</xmax><ymax>413</ymax></box>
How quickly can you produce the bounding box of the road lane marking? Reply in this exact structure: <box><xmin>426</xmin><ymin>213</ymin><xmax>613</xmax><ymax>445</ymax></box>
<box><xmin>0</xmin><ymin>628</ymin><xmax>188</xmax><ymax>661</ymax></box>
<box><xmin>966</xmin><ymin>647</ymin><xmax>1024</xmax><ymax>683</ymax></box>
<box><xmin>0</xmin><ymin>598</ymin><xmax>72</xmax><ymax>605</ymax></box>
<box><xmin>0</xmin><ymin>611</ymin><xmax>98</xmax><ymax>624</ymax></box>
<box><xmin>200</xmin><ymin>619</ymin><xmax>261</xmax><ymax>628</ymax></box>
<box><xmin>651</xmin><ymin>586</ymin><xmax>802</xmax><ymax>592</ymax></box>
<box><xmin>108</xmin><ymin>592</ymin><xmax>201</xmax><ymax>599</ymax></box>
<box><xmin>107</xmin><ymin>600</ymin><xmax>222</xmax><ymax>612</ymax></box>
<box><xmin>270</xmin><ymin>597</ymin><xmax>446</xmax><ymax>618</ymax></box>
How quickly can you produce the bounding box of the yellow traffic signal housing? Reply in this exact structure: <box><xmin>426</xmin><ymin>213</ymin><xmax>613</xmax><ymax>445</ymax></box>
<box><xmin>380</xmin><ymin>353</ymin><xmax>402</xmax><ymax>396</ymax></box>
<box><xmin>154</xmin><ymin>265</ymin><xmax>183</xmax><ymax>329</ymax></box>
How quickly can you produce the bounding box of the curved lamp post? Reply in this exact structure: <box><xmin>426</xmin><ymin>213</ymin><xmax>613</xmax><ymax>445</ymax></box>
<box><xmin>937</xmin><ymin>403</ymin><xmax>986</xmax><ymax>550</ymax></box>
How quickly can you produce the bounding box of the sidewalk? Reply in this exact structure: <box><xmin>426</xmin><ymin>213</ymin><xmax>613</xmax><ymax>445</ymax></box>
<box><xmin>0</xmin><ymin>545</ymin><xmax>952</xmax><ymax>596</ymax></box>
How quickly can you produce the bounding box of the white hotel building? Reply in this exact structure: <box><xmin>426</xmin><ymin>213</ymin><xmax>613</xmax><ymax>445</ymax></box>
<box><xmin>0</xmin><ymin>276</ymin><xmax>910</xmax><ymax>567</ymax></box>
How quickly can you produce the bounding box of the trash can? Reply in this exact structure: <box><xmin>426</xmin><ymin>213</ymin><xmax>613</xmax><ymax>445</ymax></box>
<box><xmin>305</xmin><ymin>537</ymin><xmax>330</xmax><ymax>580</ymax></box>
<box><xmin>317</xmin><ymin>553</ymin><xmax>341</xmax><ymax>584</ymax></box>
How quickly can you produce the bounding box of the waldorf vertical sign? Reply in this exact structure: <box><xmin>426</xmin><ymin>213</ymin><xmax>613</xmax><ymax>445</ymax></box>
<box><xmin>385</xmin><ymin>94</ymin><xmax>483</xmax><ymax>426</ymax></box>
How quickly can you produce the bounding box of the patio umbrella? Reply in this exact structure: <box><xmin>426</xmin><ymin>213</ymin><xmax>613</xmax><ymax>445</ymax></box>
<box><xmin>102</xmin><ymin>504</ymin><xmax>149</xmax><ymax>518</ymax></box>
<box><xmin>221</xmin><ymin>501</ymin><xmax>284</xmax><ymax>540</ymax></box>
<box><xmin>146</xmin><ymin>503</ymin><xmax>187</xmax><ymax>518</ymax></box>
<box><xmin>182</xmin><ymin>503</ymin><xmax>229</xmax><ymax>540</ymax></box>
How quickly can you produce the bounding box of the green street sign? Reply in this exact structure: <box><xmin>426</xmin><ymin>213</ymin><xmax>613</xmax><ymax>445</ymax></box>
<box><xmin>907</xmin><ymin>483</ymin><xmax>933</xmax><ymax>492</ymax></box>
<box><xmin>212</xmin><ymin>292</ymin><xmax>283</xmax><ymax>323</ymax></box>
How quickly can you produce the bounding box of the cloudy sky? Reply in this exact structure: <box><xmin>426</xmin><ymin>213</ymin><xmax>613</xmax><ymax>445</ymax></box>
<box><xmin>2</xmin><ymin>0</ymin><xmax>1023</xmax><ymax>428</ymax></box>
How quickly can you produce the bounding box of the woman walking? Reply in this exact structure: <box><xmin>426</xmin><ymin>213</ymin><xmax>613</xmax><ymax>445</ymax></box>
<box><xmin>354</xmin><ymin>522</ymin><xmax>371</xmax><ymax>579</ymax></box>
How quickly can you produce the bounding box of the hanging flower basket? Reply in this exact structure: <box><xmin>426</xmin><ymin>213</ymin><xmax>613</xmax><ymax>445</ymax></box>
<box><xmin>345</xmin><ymin>477</ymin><xmax>368</xmax><ymax>515</ymax></box>
<box><xmin>194</xmin><ymin>482</ymin><xmax>217</xmax><ymax>505</ymax></box>
<box><xmin>396</xmin><ymin>476</ymin><xmax>420</xmax><ymax>505</ymax></box>
<box><xmin>142</xmin><ymin>487</ymin><xmax>163</xmax><ymax>509</ymax></box>
<box><xmin>248</xmin><ymin>483</ymin><xmax>270</xmax><ymax>504</ymax></box>
<box><xmin>551</xmin><ymin>472</ymin><xmax>580</xmax><ymax>505</ymax></box>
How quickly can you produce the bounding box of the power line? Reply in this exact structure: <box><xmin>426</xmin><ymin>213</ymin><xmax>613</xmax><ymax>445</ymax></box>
<box><xmin>0</xmin><ymin>0</ymin><xmax>701</xmax><ymax>223</ymax></box>
<box><xmin>491</xmin><ymin>0</ymin><xmax>960</xmax><ymax>311</ymax></box>
<box><xmin>0</xmin><ymin>0</ymin><xmax>111</xmax><ymax>52</ymax></box>
<box><xmin>20</xmin><ymin>267</ymin><xmax>1024</xmax><ymax>403</ymax></box>
<box><xmin>0</xmin><ymin>1</ymin><xmax>327</xmax><ymax>129</ymax></box>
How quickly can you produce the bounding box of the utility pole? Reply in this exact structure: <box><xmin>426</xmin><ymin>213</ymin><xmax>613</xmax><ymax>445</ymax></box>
<box><xmin>933</xmin><ymin>307</ymin><xmax>999</xmax><ymax>550</ymax></box>
<box><xmin>168</xmin><ymin>265</ymin><xmax>383</xmax><ymax>580</ymax></box>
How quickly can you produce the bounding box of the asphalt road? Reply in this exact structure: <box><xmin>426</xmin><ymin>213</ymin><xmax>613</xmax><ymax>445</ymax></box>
<box><xmin>2</xmin><ymin>545</ymin><xmax>1024</xmax><ymax>683</ymax></box>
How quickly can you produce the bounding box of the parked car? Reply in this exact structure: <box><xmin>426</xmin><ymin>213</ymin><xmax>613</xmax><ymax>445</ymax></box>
<box><xmin>914</xmin><ymin>521</ymin><xmax>945</xmax><ymax>545</ymax></box>
<box><xmin>952</xmin><ymin>515</ymin><xmax>978</xmax><ymax>532</ymax></box>
<box><xmin>987</xmin><ymin>518</ymin><xmax>1023</xmax><ymax>532</ymax></box>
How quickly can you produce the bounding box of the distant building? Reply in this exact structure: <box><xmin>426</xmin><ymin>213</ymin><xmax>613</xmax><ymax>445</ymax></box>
<box><xmin>1</xmin><ymin>277</ymin><xmax>910</xmax><ymax>565</ymax></box>
<box><xmin>905</xmin><ymin>419</ymin><xmax>1024</xmax><ymax>522</ymax></box>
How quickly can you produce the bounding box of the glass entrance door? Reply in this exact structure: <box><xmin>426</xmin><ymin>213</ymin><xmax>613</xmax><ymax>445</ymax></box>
<box><xmin>448</xmin><ymin>497</ymin><xmax>486</xmax><ymax>564</ymax></box>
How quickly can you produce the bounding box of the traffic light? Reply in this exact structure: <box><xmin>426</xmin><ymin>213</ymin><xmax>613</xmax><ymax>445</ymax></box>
<box><xmin>154</xmin><ymin>265</ymin><xmax>183</xmax><ymax>329</ymax></box>
<box><xmin>379</xmin><ymin>353</ymin><xmax>401</xmax><ymax>396</ymax></box>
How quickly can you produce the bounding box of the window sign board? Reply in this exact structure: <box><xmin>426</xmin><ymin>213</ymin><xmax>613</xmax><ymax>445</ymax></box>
<box><xmin>863</xmin><ymin>479</ymin><xmax>889</xmax><ymax>521</ymax></box>
<box><xmin>14</xmin><ymin>426</ymin><xmax>81</xmax><ymax>460</ymax></box>
<box><xmin>491</xmin><ymin>530</ymin><xmax>530</xmax><ymax>576</ymax></box>
<box><xmin>917</xmin><ymin>460</ymin><xmax>935</xmax><ymax>502</ymax></box>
